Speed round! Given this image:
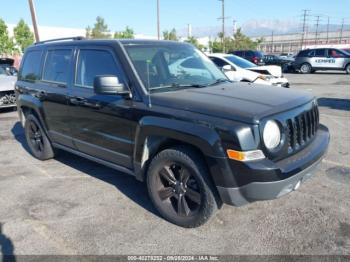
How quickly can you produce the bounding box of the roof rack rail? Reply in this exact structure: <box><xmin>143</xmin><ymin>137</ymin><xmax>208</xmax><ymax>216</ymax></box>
<box><xmin>35</xmin><ymin>36</ymin><xmax>85</xmax><ymax>45</ymax></box>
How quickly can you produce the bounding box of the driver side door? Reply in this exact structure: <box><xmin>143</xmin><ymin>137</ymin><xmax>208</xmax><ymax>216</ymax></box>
<box><xmin>67</xmin><ymin>47</ymin><xmax>135</xmax><ymax>168</ymax></box>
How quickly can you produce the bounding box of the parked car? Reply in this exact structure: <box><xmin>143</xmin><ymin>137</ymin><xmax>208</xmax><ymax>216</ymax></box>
<box><xmin>231</xmin><ymin>50</ymin><xmax>265</xmax><ymax>65</ymax></box>
<box><xmin>263</xmin><ymin>54</ymin><xmax>295</xmax><ymax>73</ymax></box>
<box><xmin>16</xmin><ymin>38</ymin><xmax>329</xmax><ymax>228</ymax></box>
<box><xmin>0</xmin><ymin>58</ymin><xmax>18</xmax><ymax>76</ymax></box>
<box><xmin>293</xmin><ymin>48</ymin><xmax>350</xmax><ymax>74</ymax></box>
<box><xmin>209</xmin><ymin>53</ymin><xmax>289</xmax><ymax>87</ymax></box>
<box><xmin>0</xmin><ymin>59</ymin><xmax>17</xmax><ymax>109</ymax></box>
<box><xmin>280</xmin><ymin>52</ymin><xmax>294</xmax><ymax>59</ymax></box>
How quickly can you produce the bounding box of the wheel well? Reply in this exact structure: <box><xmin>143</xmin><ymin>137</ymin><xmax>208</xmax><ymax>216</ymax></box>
<box><xmin>141</xmin><ymin>135</ymin><xmax>208</xmax><ymax>178</ymax></box>
<box><xmin>20</xmin><ymin>106</ymin><xmax>42</xmax><ymax>127</ymax></box>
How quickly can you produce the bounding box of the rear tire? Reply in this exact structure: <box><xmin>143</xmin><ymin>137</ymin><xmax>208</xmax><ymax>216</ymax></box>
<box><xmin>300</xmin><ymin>63</ymin><xmax>312</xmax><ymax>74</ymax></box>
<box><xmin>147</xmin><ymin>146</ymin><xmax>218</xmax><ymax>228</ymax></box>
<box><xmin>24</xmin><ymin>114</ymin><xmax>55</xmax><ymax>160</ymax></box>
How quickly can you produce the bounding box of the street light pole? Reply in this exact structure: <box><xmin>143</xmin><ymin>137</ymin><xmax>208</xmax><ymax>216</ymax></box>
<box><xmin>28</xmin><ymin>0</ymin><xmax>40</xmax><ymax>42</ymax></box>
<box><xmin>157</xmin><ymin>0</ymin><xmax>160</xmax><ymax>40</ymax></box>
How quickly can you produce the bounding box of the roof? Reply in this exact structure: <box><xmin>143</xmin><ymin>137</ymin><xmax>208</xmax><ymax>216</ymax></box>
<box><xmin>29</xmin><ymin>37</ymin><xmax>187</xmax><ymax>50</ymax></box>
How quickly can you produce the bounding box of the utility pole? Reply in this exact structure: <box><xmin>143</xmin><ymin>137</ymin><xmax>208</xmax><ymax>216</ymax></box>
<box><xmin>339</xmin><ymin>18</ymin><xmax>345</xmax><ymax>44</ymax></box>
<box><xmin>300</xmin><ymin>9</ymin><xmax>310</xmax><ymax>50</ymax></box>
<box><xmin>326</xmin><ymin>16</ymin><xmax>330</xmax><ymax>44</ymax></box>
<box><xmin>217</xmin><ymin>0</ymin><xmax>230</xmax><ymax>53</ymax></box>
<box><xmin>28</xmin><ymin>0</ymin><xmax>40</xmax><ymax>42</ymax></box>
<box><xmin>157</xmin><ymin>0</ymin><xmax>160</xmax><ymax>40</ymax></box>
<box><xmin>187</xmin><ymin>24</ymin><xmax>192</xmax><ymax>38</ymax></box>
<box><xmin>271</xmin><ymin>31</ymin><xmax>274</xmax><ymax>53</ymax></box>
<box><xmin>314</xmin><ymin>15</ymin><xmax>321</xmax><ymax>45</ymax></box>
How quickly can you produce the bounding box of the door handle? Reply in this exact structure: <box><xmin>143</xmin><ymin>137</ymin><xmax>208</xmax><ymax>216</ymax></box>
<box><xmin>69</xmin><ymin>97</ymin><xmax>85</xmax><ymax>105</ymax></box>
<box><xmin>83</xmin><ymin>101</ymin><xmax>102</xmax><ymax>109</ymax></box>
<box><xmin>35</xmin><ymin>90</ymin><xmax>47</xmax><ymax>99</ymax></box>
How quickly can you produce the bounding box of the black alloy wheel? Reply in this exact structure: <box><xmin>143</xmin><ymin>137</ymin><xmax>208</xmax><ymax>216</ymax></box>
<box><xmin>24</xmin><ymin>114</ymin><xmax>55</xmax><ymax>160</ymax></box>
<box><xmin>156</xmin><ymin>163</ymin><xmax>201</xmax><ymax>217</ymax></box>
<box><xmin>147</xmin><ymin>147</ymin><xmax>218</xmax><ymax>228</ymax></box>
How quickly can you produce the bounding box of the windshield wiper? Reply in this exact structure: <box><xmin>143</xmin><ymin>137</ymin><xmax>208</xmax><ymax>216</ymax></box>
<box><xmin>207</xmin><ymin>78</ymin><xmax>230</xmax><ymax>86</ymax></box>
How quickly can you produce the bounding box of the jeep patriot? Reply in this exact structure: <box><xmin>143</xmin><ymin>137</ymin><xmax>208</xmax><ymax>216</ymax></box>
<box><xmin>16</xmin><ymin>38</ymin><xmax>330</xmax><ymax>227</ymax></box>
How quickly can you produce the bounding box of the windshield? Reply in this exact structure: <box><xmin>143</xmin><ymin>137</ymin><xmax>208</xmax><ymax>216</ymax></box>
<box><xmin>224</xmin><ymin>55</ymin><xmax>257</xmax><ymax>69</ymax></box>
<box><xmin>124</xmin><ymin>43</ymin><xmax>228</xmax><ymax>93</ymax></box>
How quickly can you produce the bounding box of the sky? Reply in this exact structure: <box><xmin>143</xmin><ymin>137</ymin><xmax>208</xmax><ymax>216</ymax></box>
<box><xmin>2</xmin><ymin>0</ymin><xmax>350</xmax><ymax>37</ymax></box>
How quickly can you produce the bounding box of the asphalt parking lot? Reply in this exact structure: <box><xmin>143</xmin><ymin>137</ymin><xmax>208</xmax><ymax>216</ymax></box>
<box><xmin>0</xmin><ymin>72</ymin><xmax>350</xmax><ymax>255</ymax></box>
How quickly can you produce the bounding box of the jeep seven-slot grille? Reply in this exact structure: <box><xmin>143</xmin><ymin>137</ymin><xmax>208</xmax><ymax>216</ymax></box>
<box><xmin>286</xmin><ymin>104</ymin><xmax>319</xmax><ymax>154</ymax></box>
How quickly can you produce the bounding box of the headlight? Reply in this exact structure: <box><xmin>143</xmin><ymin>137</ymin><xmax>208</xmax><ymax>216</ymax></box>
<box><xmin>257</xmin><ymin>75</ymin><xmax>273</xmax><ymax>81</ymax></box>
<box><xmin>263</xmin><ymin>120</ymin><xmax>281</xmax><ymax>150</ymax></box>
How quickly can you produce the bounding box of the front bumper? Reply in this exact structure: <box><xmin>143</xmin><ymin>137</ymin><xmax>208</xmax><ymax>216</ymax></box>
<box><xmin>217</xmin><ymin>124</ymin><xmax>330</xmax><ymax>206</ymax></box>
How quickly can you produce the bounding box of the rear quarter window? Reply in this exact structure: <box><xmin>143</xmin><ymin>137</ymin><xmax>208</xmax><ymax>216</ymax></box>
<box><xmin>19</xmin><ymin>50</ymin><xmax>43</xmax><ymax>82</ymax></box>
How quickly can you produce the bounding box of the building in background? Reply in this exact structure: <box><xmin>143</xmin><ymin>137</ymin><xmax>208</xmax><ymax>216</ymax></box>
<box><xmin>253</xmin><ymin>30</ymin><xmax>350</xmax><ymax>54</ymax></box>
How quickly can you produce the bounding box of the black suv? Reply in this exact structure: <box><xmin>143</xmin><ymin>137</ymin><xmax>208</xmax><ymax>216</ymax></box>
<box><xmin>16</xmin><ymin>38</ymin><xmax>330</xmax><ymax>228</ymax></box>
<box><xmin>231</xmin><ymin>50</ymin><xmax>265</xmax><ymax>65</ymax></box>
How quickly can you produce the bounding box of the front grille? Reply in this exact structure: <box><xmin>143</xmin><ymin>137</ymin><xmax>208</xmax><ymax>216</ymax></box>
<box><xmin>286</xmin><ymin>104</ymin><xmax>319</xmax><ymax>154</ymax></box>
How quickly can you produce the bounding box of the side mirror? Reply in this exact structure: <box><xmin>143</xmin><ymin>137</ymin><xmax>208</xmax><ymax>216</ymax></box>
<box><xmin>222</xmin><ymin>65</ymin><xmax>234</xmax><ymax>72</ymax></box>
<box><xmin>93</xmin><ymin>75</ymin><xmax>130</xmax><ymax>97</ymax></box>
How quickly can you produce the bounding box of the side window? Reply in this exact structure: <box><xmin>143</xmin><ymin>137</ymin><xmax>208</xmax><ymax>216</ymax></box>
<box><xmin>76</xmin><ymin>49</ymin><xmax>124</xmax><ymax>88</ymax></box>
<box><xmin>43</xmin><ymin>49</ymin><xmax>72</xmax><ymax>84</ymax></box>
<box><xmin>315</xmin><ymin>49</ymin><xmax>326</xmax><ymax>57</ymax></box>
<box><xmin>329</xmin><ymin>49</ymin><xmax>345</xmax><ymax>58</ymax></box>
<box><xmin>307</xmin><ymin>50</ymin><xmax>316</xmax><ymax>57</ymax></box>
<box><xmin>20</xmin><ymin>51</ymin><xmax>42</xmax><ymax>82</ymax></box>
<box><xmin>210</xmin><ymin>57</ymin><xmax>229</xmax><ymax>68</ymax></box>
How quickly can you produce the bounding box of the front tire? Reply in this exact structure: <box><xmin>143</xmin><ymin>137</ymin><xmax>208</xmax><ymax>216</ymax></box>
<box><xmin>300</xmin><ymin>63</ymin><xmax>312</xmax><ymax>74</ymax></box>
<box><xmin>24</xmin><ymin>114</ymin><xmax>55</xmax><ymax>160</ymax></box>
<box><xmin>346</xmin><ymin>64</ymin><xmax>350</xmax><ymax>74</ymax></box>
<box><xmin>147</xmin><ymin>147</ymin><xmax>218</xmax><ymax>228</ymax></box>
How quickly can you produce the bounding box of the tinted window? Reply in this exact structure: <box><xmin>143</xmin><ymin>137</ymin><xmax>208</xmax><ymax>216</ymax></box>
<box><xmin>315</xmin><ymin>49</ymin><xmax>326</xmax><ymax>57</ymax></box>
<box><xmin>76</xmin><ymin>50</ymin><xmax>123</xmax><ymax>88</ymax></box>
<box><xmin>297</xmin><ymin>50</ymin><xmax>309</xmax><ymax>57</ymax></box>
<box><xmin>20</xmin><ymin>51</ymin><xmax>42</xmax><ymax>81</ymax></box>
<box><xmin>43</xmin><ymin>49</ymin><xmax>72</xmax><ymax>84</ymax></box>
<box><xmin>210</xmin><ymin>57</ymin><xmax>229</xmax><ymax>68</ymax></box>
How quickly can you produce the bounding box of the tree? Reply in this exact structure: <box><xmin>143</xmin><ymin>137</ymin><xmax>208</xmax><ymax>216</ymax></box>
<box><xmin>86</xmin><ymin>16</ymin><xmax>111</xmax><ymax>39</ymax></box>
<box><xmin>114</xmin><ymin>26</ymin><xmax>134</xmax><ymax>39</ymax></box>
<box><xmin>185</xmin><ymin>36</ymin><xmax>204</xmax><ymax>50</ymax></box>
<box><xmin>13</xmin><ymin>19</ymin><xmax>34</xmax><ymax>53</ymax></box>
<box><xmin>0</xmin><ymin>19</ymin><xmax>15</xmax><ymax>55</ymax></box>
<box><xmin>163</xmin><ymin>28</ymin><xmax>178</xmax><ymax>41</ymax></box>
<box><xmin>210</xmin><ymin>28</ymin><xmax>262</xmax><ymax>53</ymax></box>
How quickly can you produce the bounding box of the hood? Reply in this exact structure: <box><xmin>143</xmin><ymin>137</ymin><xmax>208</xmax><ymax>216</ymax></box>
<box><xmin>0</xmin><ymin>75</ymin><xmax>16</xmax><ymax>92</ymax></box>
<box><xmin>247</xmin><ymin>65</ymin><xmax>282</xmax><ymax>77</ymax></box>
<box><xmin>151</xmin><ymin>82</ymin><xmax>314</xmax><ymax>124</ymax></box>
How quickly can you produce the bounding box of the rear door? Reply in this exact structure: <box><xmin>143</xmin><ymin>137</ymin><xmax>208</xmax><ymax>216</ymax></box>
<box><xmin>67</xmin><ymin>46</ymin><xmax>135</xmax><ymax>168</ymax></box>
<box><xmin>39</xmin><ymin>48</ymin><xmax>75</xmax><ymax>147</ymax></box>
<box><xmin>310</xmin><ymin>49</ymin><xmax>328</xmax><ymax>68</ymax></box>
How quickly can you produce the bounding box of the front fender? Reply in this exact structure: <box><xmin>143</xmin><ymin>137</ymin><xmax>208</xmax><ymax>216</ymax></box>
<box><xmin>133</xmin><ymin>116</ymin><xmax>226</xmax><ymax>181</ymax></box>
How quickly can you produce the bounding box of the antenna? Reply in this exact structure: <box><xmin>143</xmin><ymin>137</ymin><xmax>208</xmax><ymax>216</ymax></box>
<box><xmin>146</xmin><ymin>60</ymin><xmax>152</xmax><ymax>108</ymax></box>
